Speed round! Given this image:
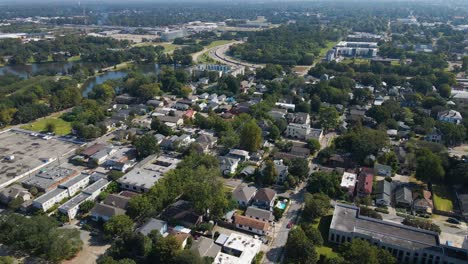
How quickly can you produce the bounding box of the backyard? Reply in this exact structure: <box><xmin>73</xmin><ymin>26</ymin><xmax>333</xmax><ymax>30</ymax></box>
<box><xmin>312</xmin><ymin>214</ymin><xmax>339</xmax><ymax>259</ymax></box>
<box><xmin>432</xmin><ymin>185</ymin><xmax>455</xmax><ymax>212</ymax></box>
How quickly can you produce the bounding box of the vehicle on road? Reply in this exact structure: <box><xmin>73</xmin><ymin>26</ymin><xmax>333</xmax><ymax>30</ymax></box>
<box><xmin>447</xmin><ymin>218</ymin><xmax>461</xmax><ymax>225</ymax></box>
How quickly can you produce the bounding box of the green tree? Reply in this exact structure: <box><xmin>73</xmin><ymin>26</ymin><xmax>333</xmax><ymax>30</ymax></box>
<box><xmin>284</xmin><ymin>227</ymin><xmax>318</xmax><ymax>264</ymax></box>
<box><xmin>302</xmin><ymin>224</ymin><xmax>324</xmax><ymax>246</ymax></box>
<box><xmin>261</xmin><ymin>159</ymin><xmax>278</xmax><ymax>186</ymax></box>
<box><xmin>133</xmin><ymin>133</ymin><xmax>160</xmax><ymax>158</ymax></box>
<box><xmin>306</xmin><ymin>138</ymin><xmax>321</xmax><ymax>155</ymax></box>
<box><xmin>288</xmin><ymin>158</ymin><xmax>309</xmax><ymax>180</ymax></box>
<box><xmin>308</xmin><ymin>172</ymin><xmax>343</xmax><ymax>198</ymax></box>
<box><xmin>151</xmin><ymin>117</ymin><xmax>173</xmax><ymax>136</ymax></box>
<box><xmin>269</xmin><ymin>125</ymin><xmax>280</xmax><ymax>141</ymax></box>
<box><xmin>239</xmin><ymin>119</ymin><xmax>262</xmax><ymax>152</ymax></box>
<box><xmin>151</xmin><ymin>235</ymin><xmax>181</xmax><ymax>263</ymax></box>
<box><xmin>303</xmin><ymin>192</ymin><xmax>330</xmax><ymax>221</ymax></box>
<box><xmin>79</xmin><ymin>200</ymin><xmax>95</xmax><ymax>214</ymax></box>
<box><xmin>437</xmin><ymin>122</ymin><xmax>466</xmax><ymax>146</ymax></box>
<box><xmin>104</xmin><ymin>215</ymin><xmax>134</xmax><ymax>238</ymax></box>
<box><xmin>319</xmin><ymin>106</ymin><xmax>340</xmax><ymax>132</ymax></box>
<box><xmin>340</xmin><ymin>239</ymin><xmax>396</xmax><ymax>264</ymax></box>
<box><xmin>415</xmin><ymin>148</ymin><xmax>445</xmax><ymax>183</ymax></box>
<box><xmin>45</xmin><ymin>122</ymin><xmax>56</xmax><ymax>133</ymax></box>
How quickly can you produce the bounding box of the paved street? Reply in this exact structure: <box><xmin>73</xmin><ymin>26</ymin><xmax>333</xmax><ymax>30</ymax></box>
<box><xmin>264</xmin><ymin>182</ymin><xmax>307</xmax><ymax>264</ymax></box>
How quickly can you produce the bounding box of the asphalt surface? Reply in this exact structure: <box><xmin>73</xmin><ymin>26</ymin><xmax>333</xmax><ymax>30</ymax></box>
<box><xmin>264</xmin><ymin>182</ymin><xmax>307</xmax><ymax>264</ymax></box>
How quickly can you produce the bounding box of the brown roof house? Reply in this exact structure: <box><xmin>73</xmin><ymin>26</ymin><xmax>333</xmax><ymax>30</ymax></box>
<box><xmin>253</xmin><ymin>188</ymin><xmax>277</xmax><ymax>211</ymax></box>
<box><xmin>234</xmin><ymin>214</ymin><xmax>270</xmax><ymax>235</ymax></box>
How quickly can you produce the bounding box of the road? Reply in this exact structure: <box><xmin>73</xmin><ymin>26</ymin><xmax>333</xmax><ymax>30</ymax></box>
<box><xmin>207</xmin><ymin>42</ymin><xmax>265</xmax><ymax>69</ymax></box>
<box><xmin>264</xmin><ymin>182</ymin><xmax>307</xmax><ymax>264</ymax></box>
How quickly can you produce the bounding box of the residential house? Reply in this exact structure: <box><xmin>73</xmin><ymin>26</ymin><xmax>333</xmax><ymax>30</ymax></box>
<box><xmin>196</xmin><ymin>134</ymin><xmax>217</xmax><ymax>153</ymax></box>
<box><xmin>340</xmin><ymin>172</ymin><xmax>357</xmax><ymax>195</ymax></box>
<box><xmin>171</xmin><ymin>231</ymin><xmax>191</xmax><ymax>249</ymax></box>
<box><xmin>102</xmin><ymin>193</ymin><xmax>131</xmax><ymax>210</ymax></box>
<box><xmin>286</xmin><ymin>112</ymin><xmax>310</xmax><ymax>125</ymax></box>
<box><xmin>228</xmin><ymin>149</ymin><xmax>250</xmax><ymax>161</ymax></box>
<box><xmin>137</xmin><ymin>218</ymin><xmax>168</xmax><ymax>236</ymax></box>
<box><xmin>273</xmin><ymin>159</ymin><xmax>288</xmax><ymax>183</ymax></box>
<box><xmin>157</xmin><ymin>115</ymin><xmax>184</xmax><ymax>127</ymax></box>
<box><xmin>162</xmin><ymin>200</ymin><xmax>203</xmax><ymax>227</ymax></box>
<box><xmin>374</xmin><ymin>163</ymin><xmax>392</xmax><ymax>177</ymax></box>
<box><xmin>106</xmin><ymin>146</ymin><xmax>136</xmax><ymax>172</ymax></box>
<box><xmin>268</xmin><ymin>108</ymin><xmax>288</xmax><ymax>120</ymax></box>
<box><xmin>375</xmin><ymin>180</ymin><xmax>392</xmax><ymax>206</ymax></box>
<box><xmin>356</xmin><ymin>168</ymin><xmax>373</xmax><ymax>197</ymax></box>
<box><xmin>253</xmin><ymin>188</ymin><xmax>277</xmax><ymax>211</ymax></box>
<box><xmin>0</xmin><ymin>185</ymin><xmax>31</xmax><ymax>205</ymax></box>
<box><xmin>438</xmin><ymin>110</ymin><xmax>463</xmax><ymax>125</ymax></box>
<box><xmin>234</xmin><ymin>214</ymin><xmax>270</xmax><ymax>235</ymax></box>
<box><xmin>90</xmin><ymin>203</ymin><xmax>126</xmax><ymax>222</ymax></box>
<box><xmin>190</xmin><ymin>237</ymin><xmax>221</xmax><ymax>259</ymax></box>
<box><xmin>395</xmin><ymin>186</ymin><xmax>413</xmax><ymax>208</ymax></box>
<box><xmin>245</xmin><ymin>206</ymin><xmax>274</xmax><ymax>222</ymax></box>
<box><xmin>219</xmin><ymin>156</ymin><xmax>240</xmax><ymax>176</ymax></box>
<box><xmin>232</xmin><ymin>185</ymin><xmax>257</xmax><ymax>207</ymax></box>
<box><xmin>413</xmin><ymin>190</ymin><xmax>433</xmax><ymax>214</ymax></box>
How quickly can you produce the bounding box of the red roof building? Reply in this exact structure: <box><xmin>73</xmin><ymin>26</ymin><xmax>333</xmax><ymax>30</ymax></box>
<box><xmin>357</xmin><ymin>167</ymin><xmax>373</xmax><ymax>196</ymax></box>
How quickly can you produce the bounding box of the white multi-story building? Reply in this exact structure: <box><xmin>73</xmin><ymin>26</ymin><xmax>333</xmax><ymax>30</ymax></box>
<box><xmin>285</xmin><ymin>123</ymin><xmax>323</xmax><ymax>141</ymax></box>
<box><xmin>33</xmin><ymin>188</ymin><xmax>68</xmax><ymax>212</ymax></box>
<box><xmin>59</xmin><ymin>173</ymin><xmax>91</xmax><ymax>197</ymax></box>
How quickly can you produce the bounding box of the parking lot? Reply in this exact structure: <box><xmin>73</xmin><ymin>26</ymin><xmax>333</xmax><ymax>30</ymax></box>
<box><xmin>0</xmin><ymin>129</ymin><xmax>79</xmax><ymax>188</ymax></box>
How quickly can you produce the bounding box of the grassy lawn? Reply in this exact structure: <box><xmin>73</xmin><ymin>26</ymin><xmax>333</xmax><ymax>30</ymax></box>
<box><xmin>197</xmin><ymin>52</ymin><xmax>216</xmax><ymax>64</ymax></box>
<box><xmin>318</xmin><ymin>41</ymin><xmax>337</xmax><ymax>57</ymax></box>
<box><xmin>311</xmin><ymin>214</ymin><xmax>340</xmax><ymax>258</ymax></box>
<box><xmin>341</xmin><ymin>58</ymin><xmax>370</xmax><ymax>65</ymax></box>
<box><xmin>432</xmin><ymin>185</ymin><xmax>454</xmax><ymax>212</ymax></box>
<box><xmin>68</xmin><ymin>55</ymin><xmax>81</xmax><ymax>62</ymax></box>
<box><xmin>21</xmin><ymin>117</ymin><xmax>72</xmax><ymax>136</ymax></box>
<box><xmin>205</xmin><ymin>40</ymin><xmax>234</xmax><ymax>49</ymax></box>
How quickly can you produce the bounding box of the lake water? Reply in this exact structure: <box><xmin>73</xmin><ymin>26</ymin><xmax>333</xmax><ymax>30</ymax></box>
<box><xmin>0</xmin><ymin>62</ymin><xmax>163</xmax><ymax>96</ymax></box>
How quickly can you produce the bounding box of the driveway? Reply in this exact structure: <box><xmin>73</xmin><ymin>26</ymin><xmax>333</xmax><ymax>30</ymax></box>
<box><xmin>62</xmin><ymin>225</ymin><xmax>110</xmax><ymax>264</ymax></box>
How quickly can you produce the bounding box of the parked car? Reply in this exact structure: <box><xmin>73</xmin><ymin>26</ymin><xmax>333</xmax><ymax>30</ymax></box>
<box><xmin>447</xmin><ymin>218</ymin><xmax>461</xmax><ymax>225</ymax></box>
<box><xmin>287</xmin><ymin>221</ymin><xmax>294</xmax><ymax>229</ymax></box>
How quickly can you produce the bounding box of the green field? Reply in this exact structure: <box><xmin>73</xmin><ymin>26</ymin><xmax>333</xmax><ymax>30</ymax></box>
<box><xmin>205</xmin><ymin>40</ymin><xmax>234</xmax><ymax>49</ymax></box>
<box><xmin>21</xmin><ymin>117</ymin><xmax>72</xmax><ymax>136</ymax></box>
<box><xmin>432</xmin><ymin>185</ymin><xmax>454</xmax><ymax>212</ymax></box>
<box><xmin>197</xmin><ymin>52</ymin><xmax>216</xmax><ymax>64</ymax></box>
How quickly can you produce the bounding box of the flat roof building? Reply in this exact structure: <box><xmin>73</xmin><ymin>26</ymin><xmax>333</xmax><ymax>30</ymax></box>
<box><xmin>213</xmin><ymin>233</ymin><xmax>262</xmax><ymax>264</ymax></box>
<box><xmin>118</xmin><ymin>155</ymin><xmax>181</xmax><ymax>193</ymax></box>
<box><xmin>23</xmin><ymin>166</ymin><xmax>79</xmax><ymax>192</ymax></box>
<box><xmin>329</xmin><ymin>204</ymin><xmax>468</xmax><ymax>264</ymax></box>
<box><xmin>32</xmin><ymin>187</ymin><xmax>68</xmax><ymax>212</ymax></box>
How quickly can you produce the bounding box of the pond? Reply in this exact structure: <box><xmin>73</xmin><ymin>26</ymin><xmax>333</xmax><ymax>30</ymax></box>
<box><xmin>81</xmin><ymin>63</ymin><xmax>162</xmax><ymax>96</ymax></box>
<box><xmin>0</xmin><ymin>61</ymin><xmax>163</xmax><ymax>96</ymax></box>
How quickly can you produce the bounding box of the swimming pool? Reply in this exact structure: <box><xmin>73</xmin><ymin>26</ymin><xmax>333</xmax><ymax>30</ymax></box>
<box><xmin>276</xmin><ymin>200</ymin><xmax>288</xmax><ymax>210</ymax></box>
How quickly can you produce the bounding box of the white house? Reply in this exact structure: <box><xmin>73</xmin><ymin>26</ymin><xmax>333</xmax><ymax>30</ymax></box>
<box><xmin>273</xmin><ymin>160</ymin><xmax>289</xmax><ymax>183</ymax></box>
<box><xmin>285</xmin><ymin>123</ymin><xmax>323</xmax><ymax>141</ymax></box>
<box><xmin>438</xmin><ymin>110</ymin><xmax>463</xmax><ymax>124</ymax></box>
<box><xmin>219</xmin><ymin>156</ymin><xmax>240</xmax><ymax>176</ymax></box>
